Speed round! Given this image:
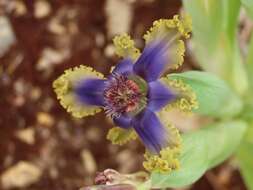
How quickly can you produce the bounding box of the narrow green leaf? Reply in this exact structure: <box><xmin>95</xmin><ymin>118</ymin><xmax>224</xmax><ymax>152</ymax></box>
<box><xmin>223</xmin><ymin>0</ymin><xmax>241</xmax><ymax>43</ymax></box>
<box><xmin>246</xmin><ymin>35</ymin><xmax>253</xmax><ymax>100</ymax></box>
<box><xmin>237</xmin><ymin>123</ymin><xmax>253</xmax><ymax>190</ymax></box>
<box><xmin>241</xmin><ymin>0</ymin><xmax>253</xmax><ymax>19</ymax></box>
<box><xmin>151</xmin><ymin>120</ymin><xmax>247</xmax><ymax>188</ymax></box>
<box><xmin>136</xmin><ymin>180</ymin><xmax>151</xmax><ymax>190</ymax></box>
<box><xmin>169</xmin><ymin>71</ymin><xmax>243</xmax><ymax>118</ymax></box>
<box><xmin>183</xmin><ymin>0</ymin><xmax>249</xmax><ymax>95</ymax></box>
<box><xmin>183</xmin><ymin>0</ymin><xmax>223</xmax><ymax>52</ymax></box>
<box><xmin>237</xmin><ymin>141</ymin><xmax>253</xmax><ymax>190</ymax></box>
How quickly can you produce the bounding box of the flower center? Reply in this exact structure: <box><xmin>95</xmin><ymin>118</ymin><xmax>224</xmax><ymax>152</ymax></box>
<box><xmin>104</xmin><ymin>74</ymin><xmax>147</xmax><ymax>118</ymax></box>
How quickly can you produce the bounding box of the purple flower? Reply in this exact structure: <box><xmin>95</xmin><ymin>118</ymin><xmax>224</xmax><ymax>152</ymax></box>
<box><xmin>74</xmin><ymin>41</ymin><xmax>177</xmax><ymax>154</ymax></box>
<box><xmin>53</xmin><ymin>15</ymin><xmax>196</xmax><ymax>172</ymax></box>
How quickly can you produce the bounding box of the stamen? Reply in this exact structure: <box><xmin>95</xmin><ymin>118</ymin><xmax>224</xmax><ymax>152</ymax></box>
<box><xmin>103</xmin><ymin>74</ymin><xmax>147</xmax><ymax>118</ymax></box>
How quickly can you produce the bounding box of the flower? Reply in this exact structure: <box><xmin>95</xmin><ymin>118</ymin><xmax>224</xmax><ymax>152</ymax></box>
<box><xmin>53</xmin><ymin>15</ymin><xmax>197</xmax><ymax>173</ymax></box>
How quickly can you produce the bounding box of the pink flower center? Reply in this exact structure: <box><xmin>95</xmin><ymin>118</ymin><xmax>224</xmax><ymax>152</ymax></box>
<box><xmin>104</xmin><ymin>74</ymin><xmax>147</xmax><ymax>118</ymax></box>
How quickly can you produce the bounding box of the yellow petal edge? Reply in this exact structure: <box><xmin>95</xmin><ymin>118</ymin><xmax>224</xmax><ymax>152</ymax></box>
<box><xmin>143</xmin><ymin>14</ymin><xmax>192</xmax><ymax>42</ymax></box>
<box><xmin>143</xmin><ymin>123</ymin><xmax>182</xmax><ymax>173</ymax></box>
<box><xmin>143</xmin><ymin>15</ymin><xmax>191</xmax><ymax>70</ymax></box>
<box><xmin>113</xmin><ymin>33</ymin><xmax>141</xmax><ymax>61</ymax></box>
<box><xmin>170</xmin><ymin>39</ymin><xmax>185</xmax><ymax>70</ymax></box>
<box><xmin>161</xmin><ymin>77</ymin><xmax>198</xmax><ymax>113</ymax></box>
<box><xmin>53</xmin><ymin>65</ymin><xmax>104</xmax><ymax>118</ymax></box>
<box><xmin>107</xmin><ymin>127</ymin><xmax>138</xmax><ymax>145</ymax></box>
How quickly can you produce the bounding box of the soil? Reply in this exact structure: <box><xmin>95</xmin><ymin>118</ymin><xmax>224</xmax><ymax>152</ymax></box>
<box><xmin>0</xmin><ymin>0</ymin><xmax>247</xmax><ymax>190</ymax></box>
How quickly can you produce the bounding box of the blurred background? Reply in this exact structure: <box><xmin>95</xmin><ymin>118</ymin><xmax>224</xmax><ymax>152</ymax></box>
<box><xmin>0</xmin><ymin>0</ymin><xmax>249</xmax><ymax>189</ymax></box>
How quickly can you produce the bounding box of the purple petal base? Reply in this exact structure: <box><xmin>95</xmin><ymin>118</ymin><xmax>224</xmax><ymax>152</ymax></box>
<box><xmin>75</xmin><ymin>78</ymin><xmax>106</xmax><ymax>106</ymax></box>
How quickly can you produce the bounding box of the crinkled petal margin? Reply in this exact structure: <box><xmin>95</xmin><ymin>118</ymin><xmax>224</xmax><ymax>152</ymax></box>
<box><xmin>143</xmin><ymin>14</ymin><xmax>192</xmax><ymax>43</ymax></box>
<box><xmin>143</xmin><ymin>117</ymin><xmax>182</xmax><ymax>173</ymax></box>
<box><xmin>169</xmin><ymin>40</ymin><xmax>185</xmax><ymax>70</ymax></box>
<box><xmin>160</xmin><ymin>76</ymin><xmax>198</xmax><ymax>113</ymax></box>
<box><xmin>53</xmin><ymin>65</ymin><xmax>104</xmax><ymax>118</ymax></box>
<box><xmin>113</xmin><ymin>33</ymin><xmax>141</xmax><ymax>61</ymax></box>
<box><xmin>143</xmin><ymin>15</ymin><xmax>190</xmax><ymax>70</ymax></box>
<box><xmin>107</xmin><ymin>127</ymin><xmax>137</xmax><ymax>145</ymax></box>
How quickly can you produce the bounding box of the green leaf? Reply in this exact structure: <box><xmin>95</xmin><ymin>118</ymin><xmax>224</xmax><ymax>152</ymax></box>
<box><xmin>183</xmin><ymin>0</ymin><xmax>249</xmax><ymax>95</ymax></box>
<box><xmin>151</xmin><ymin>129</ymin><xmax>208</xmax><ymax>188</ymax></box>
<box><xmin>223</xmin><ymin>0</ymin><xmax>241</xmax><ymax>44</ymax></box>
<box><xmin>151</xmin><ymin>120</ymin><xmax>247</xmax><ymax>188</ymax></box>
<box><xmin>237</xmin><ymin>142</ymin><xmax>253</xmax><ymax>190</ymax></box>
<box><xmin>136</xmin><ymin>180</ymin><xmax>151</xmax><ymax>190</ymax></box>
<box><xmin>241</xmin><ymin>0</ymin><xmax>253</xmax><ymax>19</ymax></box>
<box><xmin>183</xmin><ymin>0</ymin><xmax>240</xmax><ymax>64</ymax></box>
<box><xmin>205</xmin><ymin>121</ymin><xmax>246</xmax><ymax>168</ymax></box>
<box><xmin>246</xmin><ymin>36</ymin><xmax>253</xmax><ymax>100</ymax></box>
<box><xmin>237</xmin><ymin>123</ymin><xmax>253</xmax><ymax>190</ymax></box>
<box><xmin>183</xmin><ymin>0</ymin><xmax>223</xmax><ymax>51</ymax></box>
<box><xmin>169</xmin><ymin>71</ymin><xmax>243</xmax><ymax>118</ymax></box>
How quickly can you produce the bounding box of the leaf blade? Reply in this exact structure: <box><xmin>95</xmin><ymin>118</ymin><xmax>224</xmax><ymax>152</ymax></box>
<box><xmin>169</xmin><ymin>71</ymin><xmax>243</xmax><ymax>118</ymax></box>
<box><xmin>151</xmin><ymin>120</ymin><xmax>247</xmax><ymax>188</ymax></box>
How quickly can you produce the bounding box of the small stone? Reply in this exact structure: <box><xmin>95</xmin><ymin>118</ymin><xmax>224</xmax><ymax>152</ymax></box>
<box><xmin>104</xmin><ymin>44</ymin><xmax>115</xmax><ymax>58</ymax></box>
<box><xmin>81</xmin><ymin>149</ymin><xmax>97</xmax><ymax>174</ymax></box>
<box><xmin>85</xmin><ymin>127</ymin><xmax>102</xmax><ymax>142</ymax></box>
<box><xmin>13</xmin><ymin>0</ymin><xmax>27</xmax><ymax>16</ymax></box>
<box><xmin>48</xmin><ymin>17</ymin><xmax>66</xmax><ymax>35</ymax></box>
<box><xmin>30</xmin><ymin>87</ymin><xmax>42</xmax><ymax>101</ymax></box>
<box><xmin>41</xmin><ymin>97</ymin><xmax>54</xmax><ymax>111</ymax></box>
<box><xmin>16</xmin><ymin>128</ymin><xmax>35</xmax><ymax>145</ymax></box>
<box><xmin>49</xmin><ymin>167</ymin><xmax>58</xmax><ymax>179</ymax></box>
<box><xmin>1</xmin><ymin>161</ymin><xmax>42</xmax><ymax>189</ymax></box>
<box><xmin>3</xmin><ymin>154</ymin><xmax>14</xmax><ymax>169</ymax></box>
<box><xmin>13</xmin><ymin>95</ymin><xmax>25</xmax><ymax>107</ymax></box>
<box><xmin>0</xmin><ymin>16</ymin><xmax>16</xmax><ymax>57</ymax></box>
<box><xmin>116</xmin><ymin>150</ymin><xmax>136</xmax><ymax>173</ymax></box>
<box><xmin>37</xmin><ymin>112</ymin><xmax>54</xmax><ymax>127</ymax></box>
<box><xmin>34</xmin><ymin>0</ymin><xmax>51</xmax><ymax>18</ymax></box>
<box><xmin>36</xmin><ymin>48</ymin><xmax>69</xmax><ymax>71</ymax></box>
<box><xmin>14</xmin><ymin>79</ymin><xmax>27</xmax><ymax>95</ymax></box>
<box><xmin>105</xmin><ymin>0</ymin><xmax>133</xmax><ymax>37</ymax></box>
<box><xmin>95</xmin><ymin>33</ymin><xmax>105</xmax><ymax>47</ymax></box>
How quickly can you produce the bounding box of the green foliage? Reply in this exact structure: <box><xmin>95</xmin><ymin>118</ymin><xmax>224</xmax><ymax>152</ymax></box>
<box><xmin>150</xmin><ymin>120</ymin><xmax>247</xmax><ymax>188</ymax></box>
<box><xmin>183</xmin><ymin>0</ymin><xmax>248</xmax><ymax>95</ymax></box>
<box><xmin>180</xmin><ymin>0</ymin><xmax>253</xmax><ymax>189</ymax></box>
<box><xmin>237</xmin><ymin>122</ymin><xmax>253</xmax><ymax>190</ymax></box>
<box><xmin>169</xmin><ymin>71</ymin><xmax>243</xmax><ymax>118</ymax></box>
<box><xmin>241</xmin><ymin>0</ymin><xmax>253</xmax><ymax>19</ymax></box>
<box><xmin>246</xmin><ymin>37</ymin><xmax>253</xmax><ymax>99</ymax></box>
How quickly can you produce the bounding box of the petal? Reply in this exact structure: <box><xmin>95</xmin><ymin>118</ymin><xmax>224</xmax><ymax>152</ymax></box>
<box><xmin>147</xmin><ymin>80</ymin><xmax>175</xmax><ymax>111</ymax></box>
<box><xmin>113</xmin><ymin>114</ymin><xmax>133</xmax><ymax>129</ymax></box>
<box><xmin>132</xmin><ymin>109</ymin><xmax>171</xmax><ymax>154</ymax></box>
<box><xmin>142</xmin><ymin>15</ymin><xmax>190</xmax><ymax>71</ymax></box>
<box><xmin>75</xmin><ymin>78</ymin><xmax>106</xmax><ymax>106</ymax></box>
<box><xmin>133</xmin><ymin>41</ymin><xmax>168</xmax><ymax>82</ymax></box>
<box><xmin>160</xmin><ymin>76</ymin><xmax>198</xmax><ymax>113</ymax></box>
<box><xmin>142</xmin><ymin>109</ymin><xmax>182</xmax><ymax>173</ymax></box>
<box><xmin>107</xmin><ymin>127</ymin><xmax>137</xmax><ymax>145</ymax></box>
<box><xmin>113</xmin><ymin>33</ymin><xmax>140</xmax><ymax>60</ymax></box>
<box><xmin>111</xmin><ymin>58</ymin><xmax>134</xmax><ymax>75</ymax></box>
<box><xmin>53</xmin><ymin>65</ymin><xmax>104</xmax><ymax>118</ymax></box>
<box><xmin>144</xmin><ymin>15</ymin><xmax>192</xmax><ymax>42</ymax></box>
